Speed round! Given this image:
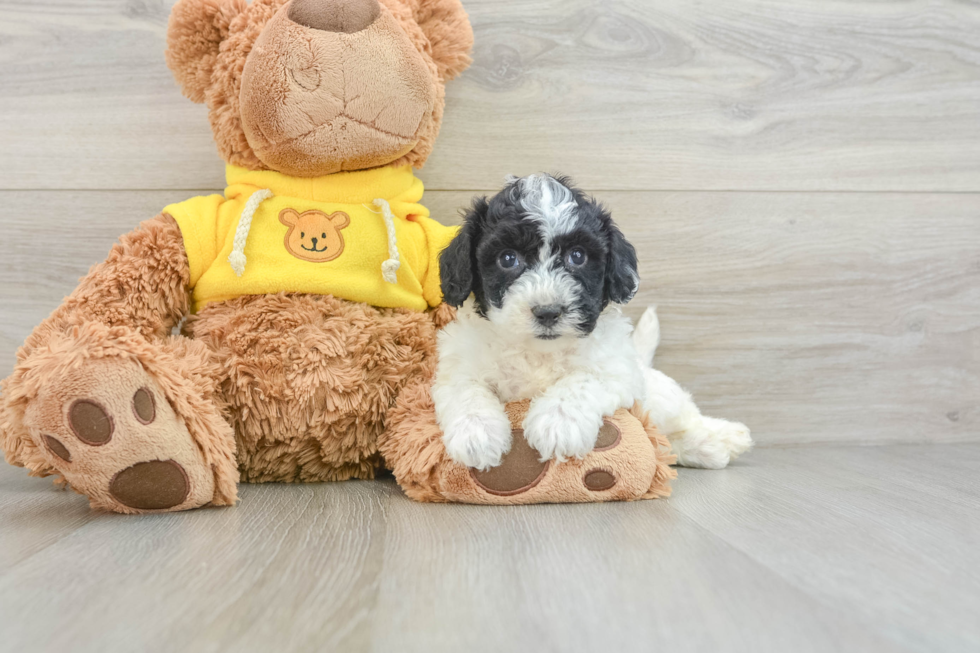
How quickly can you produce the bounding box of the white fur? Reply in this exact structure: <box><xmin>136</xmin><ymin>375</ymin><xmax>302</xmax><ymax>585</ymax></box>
<box><xmin>435</xmin><ymin>301</ymin><xmax>646</xmax><ymax>469</ymax></box>
<box><xmin>487</xmin><ymin>261</ymin><xmax>584</xmax><ymax>341</ymax></box>
<box><xmin>517</xmin><ymin>174</ymin><xmax>579</xmax><ymax>244</ymax></box>
<box><xmin>434</xmin><ymin>304</ymin><xmax>753</xmax><ymax>470</ymax></box>
<box><xmin>633</xmin><ymin>307</ymin><xmax>753</xmax><ymax>468</ymax></box>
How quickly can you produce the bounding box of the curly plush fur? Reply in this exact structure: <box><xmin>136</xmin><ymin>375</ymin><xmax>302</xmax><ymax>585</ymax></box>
<box><xmin>187</xmin><ymin>291</ymin><xmax>448</xmax><ymax>483</ymax></box>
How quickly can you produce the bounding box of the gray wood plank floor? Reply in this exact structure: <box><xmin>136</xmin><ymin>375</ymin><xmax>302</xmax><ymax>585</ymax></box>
<box><xmin>0</xmin><ymin>444</ymin><xmax>977</xmax><ymax>653</ymax></box>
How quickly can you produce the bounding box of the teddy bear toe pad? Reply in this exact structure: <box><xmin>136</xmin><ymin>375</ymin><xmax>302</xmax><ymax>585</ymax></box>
<box><xmin>25</xmin><ymin>358</ymin><xmax>215</xmax><ymax>513</ymax></box>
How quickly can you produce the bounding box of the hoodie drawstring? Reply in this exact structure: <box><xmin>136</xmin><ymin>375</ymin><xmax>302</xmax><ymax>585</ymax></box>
<box><xmin>371</xmin><ymin>198</ymin><xmax>401</xmax><ymax>284</ymax></box>
<box><xmin>228</xmin><ymin>188</ymin><xmax>274</xmax><ymax>277</ymax></box>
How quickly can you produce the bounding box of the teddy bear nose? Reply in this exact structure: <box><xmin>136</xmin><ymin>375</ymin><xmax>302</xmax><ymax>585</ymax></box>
<box><xmin>288</xmin><ymin>0</ymin><xmax>381</xmax><ymax>34</ymax></box>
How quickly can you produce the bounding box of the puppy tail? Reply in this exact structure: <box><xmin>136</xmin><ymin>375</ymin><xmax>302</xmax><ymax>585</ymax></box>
<box><xmin>633</xmin><ymin>306</ymin><xmax>661</xmax><ymax>368</ymax></box>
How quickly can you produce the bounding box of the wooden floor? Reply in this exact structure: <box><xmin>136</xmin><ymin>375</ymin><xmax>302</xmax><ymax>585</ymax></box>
<box><xmin>0</xmin><ymin>444</ymin><xmax>978</xmax><ymax>653</ymax></box>
<box><xmin>0</xmin><ymin>0</ymin><xmax>978</xmax><ymax>651</ymax></box>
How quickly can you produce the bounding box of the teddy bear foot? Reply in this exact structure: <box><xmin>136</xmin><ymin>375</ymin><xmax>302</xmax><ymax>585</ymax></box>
<box><xmin>443</xmin><ymin>402</ymin><xmax>675</xmax><ymax>505</ymax></box>
<box><xmin>23</xmin><ymin>357</ymin><xmax>220</xmax><ymax>513</ymax></box>
<box><xmin>382</xmin><ymin>387</ymin><xmax>677</xmax><ymax>505</ymax></box>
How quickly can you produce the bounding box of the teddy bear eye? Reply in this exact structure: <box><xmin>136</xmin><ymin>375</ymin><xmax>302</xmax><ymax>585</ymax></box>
<box><xmin>301</xmin><ymin>232</ymin><xmax>305</xmax><ymax>238</ymax></box>
<box><xmin>321</xmin><ymin>233</ymin><xmax>326</xmax><ymax>239</ymax></box>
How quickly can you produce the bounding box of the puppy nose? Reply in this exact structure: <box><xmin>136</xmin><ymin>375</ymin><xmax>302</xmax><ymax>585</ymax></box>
<box><xmin>288</xmin><ymin>0</ymin><xmax>381</xmax><ymax>34</ymax></box>
<box><xmin>532</xmin><ymin>305</ymin><xmax>563</xmax><ymax>327</ymax></box>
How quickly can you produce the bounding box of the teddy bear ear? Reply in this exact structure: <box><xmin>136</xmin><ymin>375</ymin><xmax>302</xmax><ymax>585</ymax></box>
<box><xmin>328</xmin><ymin>212</ymin><xmax>351</xmax><ymax>228</ymax></box>
<box><xmin>411</xmin><ymin>0</ymin><xmax>475</xmax><ymax>81</ymax></box>
<box><xmin>165</xmin><ymin>0</ymin><xmax>248</xmax><ymax>103</ymax></box>
<box><xmin>279</xmin><ymin>208</ymin><xmax>300</xmax><ymax>227</ymax></box>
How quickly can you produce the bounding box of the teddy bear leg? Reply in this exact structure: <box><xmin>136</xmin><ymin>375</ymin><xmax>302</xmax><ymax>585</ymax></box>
<box><xmin>382</xmin><ymin>379</ymin><xmax>676</xmax><ymax>504</ymax></box>
<box><xmin>2</xmin><ymin>326</ymin><xmax>238</xmax><ymax>514</ymax></box>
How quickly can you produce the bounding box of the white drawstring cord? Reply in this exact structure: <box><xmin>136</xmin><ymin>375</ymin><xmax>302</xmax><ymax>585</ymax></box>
<box><xmin>228</xmin><ymin>188</ymin><xmax>274</xmax><ymax>277</ymax></box>
<box><xmin>369</xmin><ymin>198</ymin><xmax>401</xmax><ymax>284</ymax></box>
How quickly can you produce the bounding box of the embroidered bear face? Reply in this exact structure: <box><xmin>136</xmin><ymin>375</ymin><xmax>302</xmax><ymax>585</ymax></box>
<box><xmin>279</xmin><ymin>208</ymin><xmax>350</xmax><ymax>262</ymax></box>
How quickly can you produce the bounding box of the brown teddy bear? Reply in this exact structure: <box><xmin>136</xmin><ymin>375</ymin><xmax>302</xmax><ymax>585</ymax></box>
<box><xmin>0</xmin><ymin>0</ymin><xmax>474</xmax><ymax>513</ymax></box>
<box><xmin>0</xmin><ymin>0</ymin><xmax>676</xmax><ymax>513</ymax></box>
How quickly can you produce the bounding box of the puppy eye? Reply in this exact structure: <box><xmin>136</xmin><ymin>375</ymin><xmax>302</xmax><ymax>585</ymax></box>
<box><xmin>497</xmin><ymin>250</ymin><xmax>522</xmax><ymax>270</ymax></box>
<box><xmin>566</xmin><ymin>247</ymin><xmax>588</xmax><ymax>267</ymax></box>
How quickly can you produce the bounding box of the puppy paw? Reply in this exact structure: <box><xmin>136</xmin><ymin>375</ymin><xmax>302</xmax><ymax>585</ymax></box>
<box><xmin>705</xmin><ymin>416</ymin><xmax>753</xmax><ymax>460</ymax></box>
<box><xmin>443</xmin><ymin>411</ymin><xmax>513</xmax><ymax>471</ymax></box>
<box><xmin>523</xmin><ymin>397</ymin><xmax>604</xmax><ymax>463</ymax></box>
<box><xmin>671</xmin><ymin>416</ymin><xmax>753</xmax><ymax>469</ymax></box>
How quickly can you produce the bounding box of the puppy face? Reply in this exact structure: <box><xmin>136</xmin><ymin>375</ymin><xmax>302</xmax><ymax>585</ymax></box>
<box><xmin>440</xmin><ymin>174</ymin><xmax>639</xmax><ymax>339</ymax></box>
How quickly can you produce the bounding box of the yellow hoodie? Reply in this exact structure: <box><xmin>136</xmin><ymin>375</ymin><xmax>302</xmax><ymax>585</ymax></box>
<box><xmin>164</xmin><ymin>165</ymin><xmax>458</xmax><ymax>313</ymax></box>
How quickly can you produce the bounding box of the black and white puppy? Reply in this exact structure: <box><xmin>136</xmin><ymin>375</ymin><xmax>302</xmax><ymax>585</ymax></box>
<box><xmin>435</xmin><ymin>174</ymin><xmax>753</xmax><ymax>470</ymax></box>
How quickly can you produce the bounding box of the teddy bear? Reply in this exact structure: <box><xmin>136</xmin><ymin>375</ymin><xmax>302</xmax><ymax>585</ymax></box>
<box><xmin>0</xmin><ymin>0</ymin><xmax>475</xmax><ymax>514</ymax></box>
<box><xmin>0</xmin><ymin>0</ymin><xmax>688</xmax><ymax>513</ymax></box>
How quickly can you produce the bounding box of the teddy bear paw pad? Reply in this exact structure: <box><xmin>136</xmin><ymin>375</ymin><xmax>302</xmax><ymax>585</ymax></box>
<box><xmin>110</xmin><ymin>460</ymin><xmax>190</xmax><ymax>510</ymax></box>
<box><xmin>594</xmin><ymin>420</ymin><xmax>622</xmax><ymax>451</ymax></box>
<box><xmin>23</xmin><ymin>358</ymin><xmax>216</xmax><ymax>513</ymax></box>
<box><xmin>470</xmin><ymin>429</ymin><xmax>549</xmax><ymax>496</ymax></box>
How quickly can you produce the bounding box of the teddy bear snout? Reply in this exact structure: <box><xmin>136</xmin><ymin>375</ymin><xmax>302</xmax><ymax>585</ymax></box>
<box><xmin>288</xmin><ymin>0</ymin><xmax>381</xmax><ymax>34</ymax></box>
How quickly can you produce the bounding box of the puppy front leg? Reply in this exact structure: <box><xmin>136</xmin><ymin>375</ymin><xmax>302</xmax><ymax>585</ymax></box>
<box><xmin>524</xmin><ymin>373</ymin><xmax>636</xmax><ymax>463</ymax></box>
<box><xmin>433</xmin><ymin>379</ymin><xmax>513</xmax><ymax>471</ymax></box>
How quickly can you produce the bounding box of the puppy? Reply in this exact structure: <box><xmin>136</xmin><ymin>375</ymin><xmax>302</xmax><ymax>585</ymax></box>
<box><xmin>434</xmin><ymin>174</ymin><xmax>752</xmax><ymax>471</ymax></box>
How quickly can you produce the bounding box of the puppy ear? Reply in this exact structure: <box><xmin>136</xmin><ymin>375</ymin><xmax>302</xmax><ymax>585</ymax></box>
<box><xmin>166</xmin><ymin>0</ymin><xmax>247</xmax><ymax>103</ymax></box>
<box><xmin>605</xmin><ymin>221</ymin><xmax>640</xmax><ymax>305</ymax></box>
<box><xmin>411</xmin><ymin>0</ymin><xmax>474</xmax><ymax>81</ymax></box>
<box><xmin>440</xmin><ymin>197</ymin><xmax>487</xmax><ymax>307</ymax></box>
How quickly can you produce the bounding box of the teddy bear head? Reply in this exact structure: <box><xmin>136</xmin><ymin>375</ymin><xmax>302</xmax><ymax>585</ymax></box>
<box><xmin>166</xmin><ymin>0</ymin><xmax>473</xmax><ymax>177</ymax></box>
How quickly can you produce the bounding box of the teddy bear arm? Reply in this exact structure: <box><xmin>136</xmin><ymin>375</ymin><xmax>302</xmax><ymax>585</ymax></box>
<box><xmin>0</xmin><ymin>214</ymin><xmax>238</xmax><ymax>510</ymax></box>
<box><xmin>0</xmin><ymin>212</ymin><xmax>190</xmax><ymax>460</ymax></box>
<box><xmin>21</xmin><ymin>213</ymin><xmax>192</xmax><ymax>359</ymax></box>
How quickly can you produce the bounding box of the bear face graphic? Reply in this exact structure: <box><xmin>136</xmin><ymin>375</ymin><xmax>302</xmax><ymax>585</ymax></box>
<box><xmin>279</xmin><ymin>208</ymin><xmax>350</xmax><ymax>263</ymax></box>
